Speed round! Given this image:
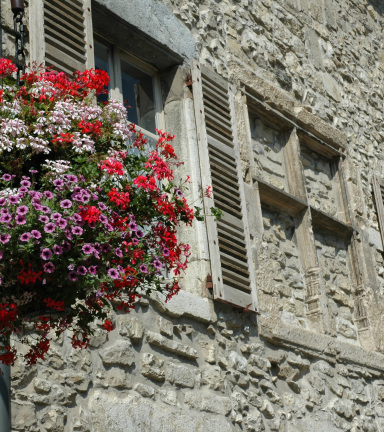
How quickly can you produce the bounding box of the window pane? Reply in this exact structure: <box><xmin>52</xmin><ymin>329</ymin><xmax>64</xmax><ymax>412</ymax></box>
<box><xmin>120</xmin><ymin>58</ymin><xmax>156</xmax><ymax>134</ymax></box>
<box><xmin>94</xmin><ymin>42</ymin><xmax>110</xmax><ymax>104</ymax></box>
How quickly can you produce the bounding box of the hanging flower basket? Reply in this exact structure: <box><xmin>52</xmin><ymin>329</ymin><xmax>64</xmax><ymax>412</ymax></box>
<box><xmin>0</xmin><ymin>59</ymin><xmax>214</xmax><ymax>366</ymax></box>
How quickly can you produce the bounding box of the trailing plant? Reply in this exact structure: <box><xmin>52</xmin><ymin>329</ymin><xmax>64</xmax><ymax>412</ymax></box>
<box><xmin>0</xmin><ymin>59</ymin><xmax>219</xmax><ymax>366</ymax></box>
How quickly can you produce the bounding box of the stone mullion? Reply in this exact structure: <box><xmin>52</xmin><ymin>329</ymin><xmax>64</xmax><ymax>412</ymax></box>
<box><xmin>338</xmin><ymin>159</ymin><xmax>376</xmax><ymax>350</ymax></box>
<box><xmin>283</xmin><ymin>129</ymin><xmax>331</xmax><ymax>334</ymax></box>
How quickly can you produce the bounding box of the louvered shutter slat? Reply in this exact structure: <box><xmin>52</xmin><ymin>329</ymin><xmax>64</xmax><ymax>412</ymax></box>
<box><xmin>39</xmin><ymin>0</ymin><xmax>93</xmax><ymax>74</ymax></box>
<box><xmin>192</xmin><ymin>60</ymin><xmax>258</xmax><ymax>311</ymax></box>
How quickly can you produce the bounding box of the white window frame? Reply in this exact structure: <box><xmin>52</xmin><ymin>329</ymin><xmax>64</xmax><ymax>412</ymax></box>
<box><xmin>94</xmin><ymin>35</ymin><xmax>165</xmax><ymax>140</ymax></box>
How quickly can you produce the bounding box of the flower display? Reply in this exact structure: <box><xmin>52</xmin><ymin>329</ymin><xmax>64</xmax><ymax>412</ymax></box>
<box><xmin>0</xmin><ymin>59</ymin><xmax>219</xmax><ymax>367</ymax></box>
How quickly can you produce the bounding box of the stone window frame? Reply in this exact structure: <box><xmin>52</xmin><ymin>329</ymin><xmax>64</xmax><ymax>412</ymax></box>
<box><xmin>240</xmin><ymin>85</ymin><xmax>374</xmax><ymax>347</ymax></box>
<box><xmin>93</xmin><ymin>34</ymin><xmax>165</xmax><ymax>142</ymax></box>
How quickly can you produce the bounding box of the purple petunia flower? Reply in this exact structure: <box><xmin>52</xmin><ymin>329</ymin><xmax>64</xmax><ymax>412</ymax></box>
<box><xmin>20</xmin><ymin>232</ymin><xmax>31</xmax><ymax>242</ymax></box>
<box><xmin>15</xmin><ymin>215</ymin><xmax>26</xmax><ymax>225</ymax></box>
<box><xmin>8</xmin><ymin>196</ymin><xmax>18</xmax><ymax>204</ymax></box>
<box><xmin>82</xmin><ymin>244</ymin><xmax>94</xmax><ymax>254</ymax></box>
<box><xmin>38</xmin><ymin>215</ymin><xmax>50</xmax><ymax>223</ymax></box>
<box><xmin>68</xmin><ymin>271</ymin><xmax>78</xmax><ymax>282</ymax></box>
<box><xmin>62</xmin><ymin>241</ymin><xmax>71</xmax><ymax>251</ymax></box>
<box><xmin>93</xmin><ymin>243</ymin><xmax>101</xmax><ymax>252</ymax></box>
<box><xmin>16</xmin><ymin>205</ymin><xmax>29</xmax><ymax>215</ymax></box>
<box><xmin>162</xmin><ymin>247</ymin><xmax>170</xmax><ymax>257</ymax></box>
<box><xmin>105</xmin><ymin>224</ymin><xmax>114</xmax><ymax>232</ymax></box>
<box><xmin>71</xmin><ymin>214</ymin><xmax>82</xmax><ymax>223</ymax></box>
<box><xmin>66</xmin><ymin>175</ymin><xmax>78</xmax><ymax>183</ymax></box>
<box><xmin>0</xmin><ymin>234</ymin><xmax>11</xmax><ymax>244</ymax></box>
<box><xmin>20</xmin><ymin>180</ymin><xmax>31</xmax><ymax>188</ymax></box>
<box><xmin>88</xmin><ymin>221</ymin><xmax>96</xmax><ymax>229</ymax></box>
<box><xmin>139</xmin><ymin>263</ymin><xmax>148</xmax><ymax>274</ymax></box>
<box><xmin>136</xmin><ymin>229</ymin><xmax>144</xmax><ymax>238</ymax></box>
<box><xmin>43</xmin><ymin>262</ymin><xmax>55</xmax><ymax>273</ymax></box>
<box><xmin>0</xmin><ymin>208</ymin><xmax>8</xmax><ymax>214</ymax></box>
<box><xmin>33</xmin><ymin>203</ymin><xmax>43</xmax><ymax>211</ymax></box>
<box><xmin>131</xmin><ymin>238</ymin><xmax>139</xmax><ymax>245</ymax></box>
<box><xmin>0</xmin><ymin>198</ymin><xmax>5</xmax><ymax>206</ymax></box>
<box><xmin>77</xmin><ymin>266</ymin><xmax>87</xmax><ymax>276</ymax></box>
<box><xmin>98</xmin><ymin>215</ymin><xmax>108</xmax><ymax>224</ymax></box>
<box><xmin>90</xmin><ymin>193</ymin><xmax>98</xmax><ymax>201</ymax></box>
<box><xmin>108</xmin><ymin>268</ymin><xmax>120</xmax><ymax>279</ymax></box>
<box><xmin>115</xmin><ymin>248</ymin><xmax>123</xmax><ymax>258</ymax></box>
<box><xmin>0</xmin><ymin>214</ymin><xmax>12</xmax><ymax>223</ymax></box>
<box><xmin>98</xmin><ymin>202</ymin><xmax>107</xmax><ymax>211</ymax></box>
<box><xmin>2</xmin><ymin>174</ymin><xmax>11</xmax><ymax>181</ymax></box>
<box><xmin>53</xmin><ymin>179</ymin><xmax>64</xmax><ymax>187</ymax></box>
<box><xmin>68</xmin><ymin>264</ymin><xmax>75</xmax><ymax>270</ymax></box>
<box><xmin>41</xmin><ymin>206</ymin><xmax>51</xmax><ymax>214</ymax></box>
<box><xmin>153</xmin><ymin>260</ymin><xmax>163</xmax><ymax>270</ymax></box>
<box><xmin>44</xmin><ymin>222</ymin><xmax>56</xmax><ymax>233</ymax></box>
<box><xmin>19</xmin><ymin>187</ymin><xmax>28</xmax><ymax>193</ymax></box>
<box><xmin>102</xmin><ymin>243</ymin><xmax>111</xmax><ymax>253</ymax></box>
<box><xmin>128</xmin><ymin>221</ymin><xmax>137</xmax><ymax>232</ymax></box>
<box><xmin>44</xmin><ymin>191</ymin><xmax>53</xmax><ymax>199</ymax></box>
<box><xmin>51</xmin><ymin>212</ymin><xmax>62</xmax><ymax>221</ymax></box>
<box><xmin>29</xmin><ymin>170</ymin><xmax>38</xmax><ymax>174</ymax></box>
<box><xmin>117</xmin><ymin>265</ymin><xmax>124</xmax><ymax>274</ymax></box>
<box><xmin>53</xmin><ymin>244</ymin><xmax>63</xmax><ymax>255</ymax></box>
<box><xmin>71</xmin><ymin>226</ymin><xmax>83</xmax><ymax>235</ymax></box>
<box><xmin>60</xmin><ymin>199</ymin><xmax>72</xmax><ymax>209</ymax></box>
<box><xmin>31</xmin><ymin>230</ymin><xmax>41</xmax><ymax>239</ymax></box>
<box><xmin>57</xmin><ymin>219</ymin><xmax>67</xmax><ymax>229</ymax></box>
<box><xmin>88</xmin><ymin>265</ymin><xmax>98</xmax><ymax>275</ymax></box>
<box><xmin>41</xmin><ymin>248</ymin><xmax>52</xmax><ymax>260</ymax></box>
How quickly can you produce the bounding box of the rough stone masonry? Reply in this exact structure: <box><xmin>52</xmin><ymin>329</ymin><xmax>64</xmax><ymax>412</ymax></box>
<box><xmin>5</xmin><ymin>0</ymin><xmax>384</xmax><ymax>431</ymax></box>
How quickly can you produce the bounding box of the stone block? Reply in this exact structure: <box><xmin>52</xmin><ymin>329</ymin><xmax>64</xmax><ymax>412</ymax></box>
<box><xmin>118</xmin><ymin>316</ymin><xmax>144</xmax><ymax>342</ymax></box>
<box><xmin>158</xmin><ymin>316</ymin><xmax>173</xmax><ymax>337</ymax></box>
<box><xmin>184</xmin><ymin>391</ymin><xmax>232</xmax><ymax>415</ymax></box>
<box><xmin>152</xmin><ymin>290</ymin><xmax>217</xmax><ymax>323</ymax></box>
<box><xmin>141</xmin><ymin>353</ymin><xmax>165</xmax><ymax>381</ymax></box>
<box><xmin>38</xmin><ymin>406</ymin><xmax>66</xmax><ymax>432</ymax></box>
<box><xmin>147</xmin><ymin>331</ymin><xmax>198</xmax><ymax>359</ymax></box>
<box><xmin>158</xmin><ymin>389</ymin><xmax>178</xmax><ymax>406</ymax></box>
<box><xmin>199</xmin><ymin>341</ymin><xmax>216</xmax><ymax>364</ymax></box>
<box><xmin>100</xmin><ymin>340</ymin><xmax>135</xmax><ymax>366</ymax></box>
<box><xmin>11</xmin><ymin>401</ymin><xmax>37</xmax><ymax>430</ymax></box>
<box><xmin>63</xmin><ymin>371</ymin><xmax>90</xmax><ymax>392</ymax></box>
<box><xmin>33</xmin><ymin>378</ymin><xmax>52</xmax><ymax>393</ymax></box>
<box><xmin>166</xmin><ymin>362</ymin><xmax>195</xmax><ymax>388</ymax></box>
<box><xmin>134</xmin><ymin>383</ymin><xmax>155</xmax><ymax>399</ymax></box>
<box><xmin>105</xmin><ymin>368</ymin><xmax>132</xmax><ymax>389</ymax></box>
<box><xmin>201</xmin><ymin>366</ymin><xmax>225</xmax><ymax>392</ymax></box>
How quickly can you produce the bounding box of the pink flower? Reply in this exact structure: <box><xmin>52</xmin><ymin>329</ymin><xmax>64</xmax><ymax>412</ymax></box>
<box><xmin>15</xmin><ymin>215</ymin><xmax>26</xmax><ymax>225</ymax></box>
<box><xmin>0</xmin><ymin>234</ymin><xmax>11</xmax><ymax>244</ymax></box>
<box><xmin>20</xmin><ymin>233</ymin><xmax>31</xmax><ymax>242</ymax></box>
<box><xmin>31</xmin><ymin>230</ymin><xmax>42</xmax><ymax>239</ymax></box>
<box><xmin>68</xmin><ymin>271</ymin><xmax>78</xmax><ymax>282</ymax></box>
<box><xmin>43</xmin><ymin>262</ymin><xmax>55</xmax><ymax>273</ymax></box>
<box><xmin>41</xmin><ymin>248</ymin><xmax>52</xmax><ymax>260</ymax></box>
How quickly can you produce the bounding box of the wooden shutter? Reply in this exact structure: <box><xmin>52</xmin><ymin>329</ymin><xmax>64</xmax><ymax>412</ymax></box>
<box><xmin>191</xmin><ymin>60</ymin><xmax>258</xmax><ymax>311</ymax></box>
<box><xmin>372</xmin><ymin>175</ymin><xmax>384</xmax><ymax>249</ymax></box>
<box><xmin>30</xmin><ymin>0</ymin><xmax>94</xmax><ymax>75</ymax></box>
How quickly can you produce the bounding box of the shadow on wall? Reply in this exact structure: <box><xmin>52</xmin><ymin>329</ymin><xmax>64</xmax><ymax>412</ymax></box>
<box><xmin>368</xmin><ymin>0</ymin><xmax>384</xmax><ymax>15</ymax></box>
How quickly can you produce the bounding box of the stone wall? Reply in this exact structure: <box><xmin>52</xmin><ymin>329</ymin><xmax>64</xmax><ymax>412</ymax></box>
<box><xmin>5</xmin><ymin>0</ymin><xmax>384</xmax><ymax>430</ymax></box>
<box><xmin>10</xmin><ymin>295</ymin><xmax>384</xmax><ymax>432</ymax></box>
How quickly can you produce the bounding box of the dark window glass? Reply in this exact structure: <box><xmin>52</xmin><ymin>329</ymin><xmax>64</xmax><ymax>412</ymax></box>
<box><xmin>94</xmin><ymin>42</ymin><xmax>110</xmax><ymax>104</ymax></box>
<box><xmin>120</xmin><ymin>58</ymin><xmax>156</xmax><ymax>134</ymax></box>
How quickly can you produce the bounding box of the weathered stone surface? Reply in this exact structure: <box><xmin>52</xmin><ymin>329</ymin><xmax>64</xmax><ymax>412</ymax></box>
<box><xmin>141</xmin><ymin>353</ymin><xmax>165</xmax><ymax>381</ymax></box>
<box><xmin>63</xmin><ymin>371</ymin><xmax>90</xmax><ymax>393</ymax></box>
<box><xmin>119</xmin><ymin>316</ymin><xmax>144</xmax><ymax>342</ymax></box>
<box><xmin>147</xmin><ymin>331</ymin><xmax>198</xmax><ymax>359</ymax></box>
<box><xmin>11</xmin><ymin>401</ymin><xmax>37</xmax><ymax>430</ymax></box>
<box><xmin>89</xmin><ymin>391</ymin><xmax>232</xmax><ymax>432</ymax></box>
<box><xmin>99</xmin><ymin>340</ymin><xmax>135</xmax><ymax>366</ymax></box>
<box><xmin>158</xmin><ymin>316</ymin><xmax>174</xmax><ymax>337</ymax></box>
<box><xmin>166</xmin><ymin>362</ymin><xmax>195</xmax><ymax>388</ymax></box>
<box><xmin>152</xmin><ymin>290</ymin><xmax>217</xmax><ymax>323</ymax></box>
<box><xmin>134</xmin><ymin>383</ymin><xmax>155</xmax><ymax>399</ymax></box>
<box><xmin>104</xmin><ymin>368</ymin><xmax>132</xmax><ymax>389</ymax></box>
<box><xmin>184</xmin><ymin>391</ymin><xmax>232</xmax><ymax>415</ymax></box>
